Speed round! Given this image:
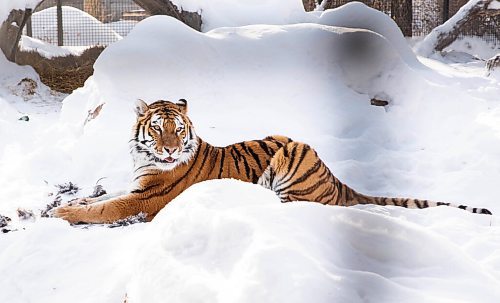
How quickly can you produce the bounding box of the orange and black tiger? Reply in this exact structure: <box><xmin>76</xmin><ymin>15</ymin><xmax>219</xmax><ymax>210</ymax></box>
<box><xmin>54</xmin><ymin>99</ymin><xmax>491</xmax><ymax>224</ymax></box>
<box><xmin>55</xmin><ymin>99</ymin><xmax>293</xmax><ymax>223</ymax></box>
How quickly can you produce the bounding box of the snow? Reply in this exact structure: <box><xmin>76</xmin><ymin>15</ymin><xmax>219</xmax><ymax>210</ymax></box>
<box><xmin>444</xmin><ymin>36</ymin><xmax>500</xmax><ymax>60</ymax></box>
<box><xmin>1</xmin><ymin>2</ymin><xmax>500</xmax><ymax>303</ymax></box>
<box><xmin>314</xmin><ymin>2</ymin><xmax>421</xmax><ymax>67</ymax></box>
<box><xmin>0</xmin><ymin>0</ymin><xmax>41</xmax><ymax>23</ymax></box>
<box><xmin>127</xmin><ymin>180</ymin><xmax>500</xmax><ymax>303</ymax></box>
<box><xmin>19</xmin><ymin>35</ymin><xmax>91</xmax><ymax>58</ymax></box>
<box><xmin>28</xmin><ymin>6</ymin><xmax>122</xmax><ymax>46</ymax></box>
<box><xmin>108</xmin><ymin>20</ymin><xmax>139</xmax><ymax>37</ymax></box>
<box><xmin>488</xmin><ymin>0</ymin><xmax>500</xmax><ymax>9</ymax></box>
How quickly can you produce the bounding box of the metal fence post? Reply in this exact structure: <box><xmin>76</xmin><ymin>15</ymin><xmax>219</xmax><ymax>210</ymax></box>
<box><xmin>57</xmin><ymin>0</ymin><xmax>63</xmax><ymax>46</ymax></box>
<box><xmin>443</xmin><ymin>0</ymin><xmax>450</xmax><ymax>22</ymax></box>
<box><xmin>26</xmin><ymin>8</ymin><xmax>32</xmax><ymax>37</ymax></box>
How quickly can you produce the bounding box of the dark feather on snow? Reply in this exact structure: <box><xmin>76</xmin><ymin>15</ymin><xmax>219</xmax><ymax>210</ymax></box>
<box><xmin>0</xmin><ymin>214</ymin><xmax>11</xmax><ymax>228</ymax></box>
<box><xmin>0</xmin><ymin>214</ymin><xmax>12</xmax><ymax>233</ymax></box>
<box><xmin>89</xmin><ymin>184</ymin><xmax>107</xmax><ymax>198</ymax></box>
<box><xmin>41</xmin><ymin>195</ymin><xmax>62</xmax><ymax>218</ymax></box>
<box><xmin>107</xmin><ymin>213</ymin><xmax>147</xmax><ymax>228</ymax></box>
<box><xmin>56</xmin><ymin>182</ymin><xmax>80</xmax><ymax>195</ymax></box>
<box><xmin>17</xmin><ymin>208</ymin><xmax>35</xmax><ymax>221</ymax></box>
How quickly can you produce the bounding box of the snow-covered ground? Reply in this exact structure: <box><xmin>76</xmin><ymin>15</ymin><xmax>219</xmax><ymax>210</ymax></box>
<box><xmin>1</xmin><ymin>2</ymin><xmax>500</xmax><ymax>303</ymax></box>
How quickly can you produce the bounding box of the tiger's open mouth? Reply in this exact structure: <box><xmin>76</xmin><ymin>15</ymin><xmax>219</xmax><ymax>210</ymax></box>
<box><xmin>164</xmin><ymin>156</ymin><xmax>176</xmax><ymax>163</ymax></box>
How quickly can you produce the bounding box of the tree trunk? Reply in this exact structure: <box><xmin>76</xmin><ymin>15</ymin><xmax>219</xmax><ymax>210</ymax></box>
<box><xmin>0</xmin><ymin>9</ymin><xmax>33</xmax><ymax>62</ymax></box>
<box><xmin>133</xmin><ymin>0</ymin><xmax>202</xmax><ymax>31</ymax></box>
<box><xmin>84</xmin><ymin>0</ymin><xmax>104</xmax><ymax>22</ymax></box>
<box><xmin>486</xmin><ymin>54</ymin><xmax>500</xmax><ymax>76</ymax></box>
<box><xmin>303</xmin><ymin>0</ymin><xmax>318</xmax><ymax>11</ymax></box>
<box><xmin>433</xmin><ymin>0</ymin><xmax>494</xmax><ymax>52</ymax></box>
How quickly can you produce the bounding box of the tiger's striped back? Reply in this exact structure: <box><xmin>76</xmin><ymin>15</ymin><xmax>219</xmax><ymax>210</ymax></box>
<box><xmin>258</xmin><ymin>142</ymin><xmax>492</xmax><ymax>215</ymax></box>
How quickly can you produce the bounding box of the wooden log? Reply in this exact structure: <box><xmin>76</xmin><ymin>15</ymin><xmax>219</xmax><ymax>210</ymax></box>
<box><xmin>133</xmin><ymin>0</ymin><xmax>202</xmax><ymax>31</ymax></box>
<box><xmin>433</xmin><ymin>0</ymin><xmax>493</xmax><ymax>52</ymax></box>
<box><xmin>0</xmin><ymin>9</ymin><xmax>33</xmax><ymax>62</ymax></box>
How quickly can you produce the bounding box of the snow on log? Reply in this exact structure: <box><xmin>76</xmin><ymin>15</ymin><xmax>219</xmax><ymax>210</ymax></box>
<box><xmin>133</xmin><ymin>0</ymin><xmax>202</xmax><ymax>31</ymax></box>
<box><xmin>416</xmin><ymin>0</ymin><xmax>499</xmax><ymax>56</ymax></box>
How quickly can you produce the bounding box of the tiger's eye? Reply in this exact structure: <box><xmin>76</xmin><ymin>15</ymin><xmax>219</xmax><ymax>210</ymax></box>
<box><xmin>176</xmin><ymin>127</ymin><xmax>183</xmax><ymax>132</ymax></box>
<box><xmin>153</xmin><ymin>125</ymin><xmax>161</xmax><ymax>131</ymax></box>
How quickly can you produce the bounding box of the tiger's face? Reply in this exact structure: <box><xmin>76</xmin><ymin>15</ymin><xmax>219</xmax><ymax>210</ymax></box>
<box><xmin>130</xmin><ymin>99</ymin><xmax>198</xmax><ymax>171</ymax></box>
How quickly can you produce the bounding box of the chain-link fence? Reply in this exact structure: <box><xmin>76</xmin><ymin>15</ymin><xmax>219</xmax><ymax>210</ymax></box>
<box><xmin>24</xmin><ymin>0</ymin><xmax>500</xmax><ymax>47</ymax></box>
<box><xmin>324</xmin><ymin>0</ymin><xmax>500</xmax><ymax>44</ymax></box>
<box><xmin>25</xmin><ymin>0</ymin><xmax>149</xmax><ymax>46</ymax></box>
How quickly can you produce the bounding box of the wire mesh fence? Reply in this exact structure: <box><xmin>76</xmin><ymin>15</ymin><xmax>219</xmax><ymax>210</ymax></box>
<box><xmin>25</xmin><ymin>0</ymin><xmax>500</xmax><ymax>47</ymax></box>
<box><xmin>324</xmin><ymin>0</ymin><xmax>500</xmax><ymax>44</ymax></box>
<box><xmin>25</xmin><ymin>0</ymin><xmax>149</xmax><ymax>46</ymax></box>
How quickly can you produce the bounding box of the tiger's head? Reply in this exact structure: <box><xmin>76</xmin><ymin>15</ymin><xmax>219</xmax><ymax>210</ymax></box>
<box><xmin>130</xmin><ymin>99</ymin><xmax>198</xmax><ymax>171</ymax></box>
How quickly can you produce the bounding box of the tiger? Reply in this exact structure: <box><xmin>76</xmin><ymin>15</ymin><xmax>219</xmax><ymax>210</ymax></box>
<box><xmin>54</xmin><ymin>99</ymin><xmax>293</xmax><ymax>223</ymax></box>
<box><xmin>54</xmin><ymin>99</ymin><xmax>491</xmax><ymax>224</ymax></box>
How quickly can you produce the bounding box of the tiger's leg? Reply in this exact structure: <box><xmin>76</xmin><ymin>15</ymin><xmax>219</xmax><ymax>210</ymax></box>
<box><xmin>54</xmin><ymin>193</ymin><xmax>166</xmax><ymax>224</ymax></box>
<box><xmin>258</xmin><ymin>142</ymin><xmax>339</xmax><ymax>205</ymax></box>
<box><xmin>67</xmin><ymin>190</ymin><xmax>128</xmax><ymax>206</ymax></box>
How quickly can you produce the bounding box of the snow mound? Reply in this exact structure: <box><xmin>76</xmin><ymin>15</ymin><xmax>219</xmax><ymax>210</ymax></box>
<box><xmin>58</xmin><ymin>16</ymin><xmax>413</xmax><ymax>186</ymax></box>
<box><xmin>315</xmin><ymin>2</ymin><xmax>421</xmax><ymax>67</ymax></box>
<box><xmin>0</xmin><ymin>218</ymin><xmax>145</xmax><ymax>303</ymax></box>
<box><xmin>29</xmin><ymin>6</ymin><xmax>121</xmax><ymax>46</ymax></box>
<box><xmin>126</xmin><ymin>179</ymin><xmax>500</xmax><ymax>303</ymax></box>
<box><xmin>172</xmin><ymin>1</ymin><xmax>419</xmax><ymax>67</ymax></box>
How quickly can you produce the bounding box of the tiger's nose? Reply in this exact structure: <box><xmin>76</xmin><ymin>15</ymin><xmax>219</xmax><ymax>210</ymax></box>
<box><xmin>164</xmin><ymin>147</ymin><xmax>178</xmax><ymax>155</ymax></box>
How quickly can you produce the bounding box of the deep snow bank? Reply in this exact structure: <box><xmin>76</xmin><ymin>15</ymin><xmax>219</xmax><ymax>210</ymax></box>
<box><xmin>315</xmin><ymin>2</ymin><xmax>421</xmax><ymax>67</ymax></box>
<box><xmin>126</xmin><ymin>179</ymin><xmax>500</xmax><ymax>303</ymax></box>
<box><xmin>170</xmin><ymin>1</ymin><xmax>420</xmax><ymax>67</ymax></box>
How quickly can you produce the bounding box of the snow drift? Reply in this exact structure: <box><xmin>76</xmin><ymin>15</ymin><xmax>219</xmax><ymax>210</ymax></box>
<box><xmin>127</xmin><ymin>179</ymin><xmax>499</xmax><ymax>303</ymax></box>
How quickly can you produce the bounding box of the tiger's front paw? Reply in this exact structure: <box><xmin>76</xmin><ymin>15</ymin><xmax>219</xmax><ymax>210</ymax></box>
<box><xmin>67</xmin><ymin>197</ymin><xmax>94</xmax><ymax>206</ymax></box>
<box><xmin>53</xmin><ymin>205</ymin><xmax>89</xmax><ymax>224</ymax></box>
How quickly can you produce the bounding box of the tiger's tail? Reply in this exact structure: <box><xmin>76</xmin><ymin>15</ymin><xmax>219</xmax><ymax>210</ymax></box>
<box><xmin>258</xmin><ymin>141</ymin><xmax>492</xmax><ymax>215</ymax></box>
<box><xmin>343</xmin><ymin>191</ymin><xmax>493</xmax><ymax>215</ymax></box>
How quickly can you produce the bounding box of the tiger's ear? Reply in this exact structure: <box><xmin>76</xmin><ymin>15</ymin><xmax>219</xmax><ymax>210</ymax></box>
<box><xmin>135</xmin><ymin>99</ymin><xmax>149</xmax><ymax>116</ymax></box>
<box><xmin>177</xmin><ymin>99</ymin><xmax>188</xmax><ymax>114</ymax></box>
